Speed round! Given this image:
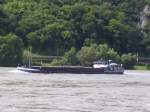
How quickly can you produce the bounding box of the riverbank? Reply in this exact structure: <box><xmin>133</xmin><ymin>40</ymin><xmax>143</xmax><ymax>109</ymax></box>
<box><xmin>134</xmin><ymin>64</ymin><xmax>150</xmax><ymax>70</ymax></box>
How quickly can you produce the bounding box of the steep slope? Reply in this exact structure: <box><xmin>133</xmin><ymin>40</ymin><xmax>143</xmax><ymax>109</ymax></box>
<box><xmin>140</xmin><ymin>5</ymin><xmax>150</xmax><ymax>29</ymax></box>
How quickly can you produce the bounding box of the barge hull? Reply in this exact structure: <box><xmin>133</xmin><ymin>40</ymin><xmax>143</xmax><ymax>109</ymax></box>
<box><xmin>32</xmin><ymin>66</ymin><xmax>105</xmax><ymax>74</ymax></box>
<box><xmin>17</xmin><ymin>66</ymin><xmax>124</xmax><ymax>74</ymax></box>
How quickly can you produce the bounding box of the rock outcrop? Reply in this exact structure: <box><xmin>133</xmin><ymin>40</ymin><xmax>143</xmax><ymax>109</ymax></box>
<box><xmin>139</xmin><ymin>5</ymin><xmax>150</xmax><ymax>29</ymax></box>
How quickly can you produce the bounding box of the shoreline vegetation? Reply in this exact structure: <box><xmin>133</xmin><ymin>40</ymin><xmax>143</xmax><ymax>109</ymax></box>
<box><xmin>23</xmin><ymin>49</ymin><xmax>150</xmax><ymax>70</ymax></box>
<box><xmin>23</xmin><ymin>45</ymin><xmax>138</xmax><ymax>69</ymax></box>
<box><xmin>134</xmin><ymin>64</ymin><xmax>150</xmax><ymax>70</ymax></box>
<box><xmin>0</xmin><ymin>0</ymin><xmax>150</xmax><ymax>68</ymax></box>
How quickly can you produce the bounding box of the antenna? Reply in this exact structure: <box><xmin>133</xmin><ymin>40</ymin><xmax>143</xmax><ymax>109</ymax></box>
<box><xmin>28</xmin><ymin>46</ymin><xmax>32</xmax><ymax>68</ymax></box>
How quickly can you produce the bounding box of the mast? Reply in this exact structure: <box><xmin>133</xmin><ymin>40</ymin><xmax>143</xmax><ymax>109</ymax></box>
<box><xmin>28</xmin><ymin>47</ymin><xmax>32</xmax><ymax>68</ymax></box>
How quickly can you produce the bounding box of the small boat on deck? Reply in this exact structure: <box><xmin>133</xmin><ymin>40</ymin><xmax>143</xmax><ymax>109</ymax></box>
<box><xmin>17</xmin><ymin>60</ymin><xmax>124</xmax><ymax>74</ymax></box>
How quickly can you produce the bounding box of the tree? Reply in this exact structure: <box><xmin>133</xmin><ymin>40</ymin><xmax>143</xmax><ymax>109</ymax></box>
<box><xmin>0</xmin><ymin>34</ymin><xmax>23</xmax><ymax>66</ymax></box>
<box><xmin>77</xmin><ymin>45</ymin><xmax>97</xmax><ymax>66</ymax></box>
<box><xmin>96</xmin><ymin>44</ymin><xmax>120</xmax><ymax>62</ymax></box>
<box><xmin>142</xmin><ymin>22</ymin><xmax>150</xmax><ymax>56</ymax></box>
<box><xmin>0</xmin><ymin>8</ymin><xmax>10</xmax><ymax>35</ymax></box>
<box><xmin>63</xmin><ymin>47</ymin><xmax>78</xmax><ymax>65</ymax></box>
<box><xmin>121</xmin><ymin>53</ymin><xmax>137</xmax><ymax>69</ymax></box>
<box><xmin>77</xmin><ymin>44</ymin><xmax>121</xmax><ymax>66</ymax></box>
<box><xmin>0</xmin><ymin>0</ymin><xmax>148</xmax><ymax>58</ymax></box>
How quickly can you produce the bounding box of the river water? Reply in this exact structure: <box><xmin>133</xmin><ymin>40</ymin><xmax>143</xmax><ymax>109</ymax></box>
<box><xmin>0</xmin><ymin>68</ymin><xmax>150</xmax><ymax>112</ymax></box>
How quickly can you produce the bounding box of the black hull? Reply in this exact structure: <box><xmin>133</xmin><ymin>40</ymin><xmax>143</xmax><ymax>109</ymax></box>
<box><xmin>17</xmin><ymin>66</ymin><xmax>124</xmax><ymax>74</ymax></box>
<box><xmin>33</xmin><ymin>66</ymin><xmax>105</xmax><ymax>74</ymax></box>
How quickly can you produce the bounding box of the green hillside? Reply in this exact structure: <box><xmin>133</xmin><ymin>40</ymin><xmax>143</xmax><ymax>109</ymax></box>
<box><xmin>0</xmin><ymin>0</ymin><xmax>149</xmax><ymax>68</ymax></box>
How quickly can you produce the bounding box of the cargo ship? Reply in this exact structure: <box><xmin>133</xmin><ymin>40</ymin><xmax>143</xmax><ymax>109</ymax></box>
<box><xmin>17</xmin><ymin>60</ymin><xmax>124</xmax><ymax>74</ymax></box>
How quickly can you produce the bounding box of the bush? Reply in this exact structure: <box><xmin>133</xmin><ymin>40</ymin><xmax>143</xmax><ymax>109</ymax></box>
<box><xmin>63</xmin><ymin>47</ymin><xmax>78</xmax><ymax>65</ymax></box>
<box><xmin>146</xmin><ymin>64</ymin><xmax>150</xmax><ymax>70</ymax></box>
<box><xmin>49</xmin><ymin>44</ymin><xmax>137</xmax><ymax>69</ymax></box>
<box><xmin>77</xmin><ymin>44</ymin><xmax>121</xmax><ymax>66</ymax></box>
<box><xmin>50</xmin><ymin>58</ymin><xmax>68</xmax><ymax>66</ymax></box>
<box><xmin>0</xmin><ymin>34</ymin><xmax>23</xmax><ymax>66</ymax></box>
<box><xmin>50</xmin><ymin>47</ymin><xmax>78</xmax><ymax>66</ymax></box>
<box><xmin>121</xmin><ymin>53</ymin><xmax>137</xmax><ymax>69</ymax></box>
<box><xmin>77</xmin><ymin>45</ymin><xmax>97</xmax><ymax>66</ymax></box>
<box><xmin>96</xmin><ymin>44</ymin><xmax>120</xmax><ymax>62</ymax></box>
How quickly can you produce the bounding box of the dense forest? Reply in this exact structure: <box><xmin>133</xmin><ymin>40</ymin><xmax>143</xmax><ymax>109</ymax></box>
<box><xmin>0</xmin><ymin>0</ymin><xmax>150</xmax><ymax>68</ymax></box>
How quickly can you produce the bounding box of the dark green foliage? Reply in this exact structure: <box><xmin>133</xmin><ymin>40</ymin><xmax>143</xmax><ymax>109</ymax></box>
<box><xmin>49</xmin><ymin>44</ymin><xmax>137</xmax><ymax>68</ymax></box>
<box><xmin>50</xmin><ymin>47</ymin><xmax>78</xmax><ymax>66</ymax></box>
<box><xmin>77</xmin><ymin>44</ymin><xmax>120</xmax><ymax>66</ymax></box>
<box><xmin>77</xmin><ymin>45</ymin><xmax>97</xmax><ymax>66</ymax></box>
<box><xmin>145</xmin><ymin>0</ymin><xmax>150</xmax><ymax>5</ymax></box>
<box><xmin>146</xmin><ymin>64</ymin><xmax>150</xmax><ymax>69</ymax></box>
<box><xmin>63</xmin><ymin>47</ymin><xmax>78</xmax><ymax>65</ymax></box>
<box><xmin>1</xmin><ymin>0</ymin><xmax>148</xmax><ymax>54</ymax></box>
<box><xmin>0</xmin><ymin>9</ymin><xmax>10</xmax><ymax>36</ymax></box>
<box><xmin>121</xmin><ymin>53</ymin><xmax>137</xmax><ymax>69</ymax></box>
<box><xmin>142</xmin><ymin>22</ymin><xmax>150</xmax><ymax>56</ymax></box>
<box><xmin>95</xmin><ymin>44</ymin><xmax>120</xmax><ymax>61</ymax></box>
<box><xmin>0</xmin><ymin>0</ymin><xmax>149</xmax><ymax>67</ymax></box>
<box><xmin>0</xmin><ymin>34</ymin><xmax>23</xmax><ymax>66</ymax></box>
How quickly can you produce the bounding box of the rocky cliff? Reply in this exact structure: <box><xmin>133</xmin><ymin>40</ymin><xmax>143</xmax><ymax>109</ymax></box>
<box><xmin>140</xmin><ymin>5</ymin><xmax>150</xmax><ymax>29</ymax></box>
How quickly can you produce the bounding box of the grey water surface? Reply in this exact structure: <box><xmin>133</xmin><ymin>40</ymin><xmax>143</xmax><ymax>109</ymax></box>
<box><xmin>0</xmin><ymin>67</ymin><xmax>150</xmax><ymax>112</ymax></box>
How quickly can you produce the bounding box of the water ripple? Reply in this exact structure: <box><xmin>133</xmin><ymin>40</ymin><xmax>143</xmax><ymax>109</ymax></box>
<box><xmin>0</xmin><ymin>68</ymin><xmax>150</xmax><ymax>112</ymax></box>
